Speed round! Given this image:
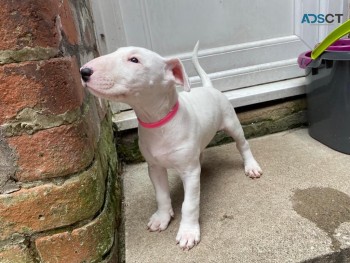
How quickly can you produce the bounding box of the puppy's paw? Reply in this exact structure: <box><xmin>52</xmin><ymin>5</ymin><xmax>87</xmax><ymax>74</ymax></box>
<box><xmin>244</xmin><ymin>160</ymin><xmax>263</xmax><ymax>179</ymax></box>
<box><xmin>147</xmin><ymin>209</ymin><xmax>174</xmax><ymax>232</ymax></box>
<box><xmin>176</xmin><ymin>222</ymin><xmax>200</xmax><ymax>250</ymax></box>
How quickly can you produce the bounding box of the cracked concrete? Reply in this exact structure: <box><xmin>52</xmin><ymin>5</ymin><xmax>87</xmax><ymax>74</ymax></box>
<box><xmin>123</xmin><ymin>128</ymin><xmax>350</xmax><ymax>263</ymax></box>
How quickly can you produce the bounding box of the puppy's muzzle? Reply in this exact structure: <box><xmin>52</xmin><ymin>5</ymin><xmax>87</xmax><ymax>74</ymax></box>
<box><xmin>80</xmin><ymin>67</ymin><xmax>93</xmax><ymax>82</ymax></box>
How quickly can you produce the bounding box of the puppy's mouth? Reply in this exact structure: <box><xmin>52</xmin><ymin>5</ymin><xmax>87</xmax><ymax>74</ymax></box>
<box><xmin>81</xmin><ymin>80</ymin><xmax>88</xmax><ymax>88</ymax></box>
<box><xmin>83</xmin><ymin>82</ymin><xmax>129</xmax><ymax>100</ymax></box>
<box><xmin>84</xmin><ymin>83</ymin><xmax>106</xmax><ymax>97</ymax></box>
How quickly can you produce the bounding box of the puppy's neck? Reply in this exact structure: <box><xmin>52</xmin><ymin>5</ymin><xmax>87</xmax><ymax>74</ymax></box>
<box><xmin>129</xmin><ymin>87</ymin><xmax>179</xmax><ymax>124</ymax></box>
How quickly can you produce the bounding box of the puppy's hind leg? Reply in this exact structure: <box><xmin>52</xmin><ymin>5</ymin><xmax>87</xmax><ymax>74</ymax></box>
<box><xmin>222</xmin><ymin>109</ymin><xmax>262</xmax><ymax>178</ymax></box>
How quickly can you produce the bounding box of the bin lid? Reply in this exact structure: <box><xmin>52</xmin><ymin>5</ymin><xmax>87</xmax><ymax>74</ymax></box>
<box><xmin>311</xmin><ymin>19</ymin><xmax>350</xmax><ymax>59</ymax></box>
<box><xmin>327</xmin><ymin>39</ymin><xmax>350</xmax><ymax>51</ymax></box>
<box><xmin>298</xmin><ymin>39</ymin><xmax>350</xmax><ymax>69</ymax></box>
<box><xmin>298</xmin><ymin>51</ymin><xmax>313</xmax><ymax>69</ymax></box>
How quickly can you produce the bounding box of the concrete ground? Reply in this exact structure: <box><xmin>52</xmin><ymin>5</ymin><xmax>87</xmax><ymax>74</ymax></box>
<box><xmin>122</xmin><ymin>129</ymin><xmax>350</xmax><ymax>263</ymax></box>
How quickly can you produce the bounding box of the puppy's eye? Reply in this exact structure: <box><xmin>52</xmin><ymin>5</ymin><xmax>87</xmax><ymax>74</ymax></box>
<box><xmin>129</xmin><ymin>57</ymin><xmax>139</xmax><ymax>63</ymax></box>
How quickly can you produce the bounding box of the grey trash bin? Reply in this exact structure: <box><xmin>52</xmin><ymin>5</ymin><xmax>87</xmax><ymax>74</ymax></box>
<box><xmin>298</xmin><ymin>39</ymin><xmax>350</xmax><ymax>154</ymax></box>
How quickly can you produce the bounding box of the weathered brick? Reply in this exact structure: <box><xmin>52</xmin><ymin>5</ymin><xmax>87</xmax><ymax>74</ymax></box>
<box><xmin>0</xmin><ymin>0</ymin><xmax>78</xmax><ymax>50</ymax></box>
<box><xmin>95</xmin><ymin>97</ymin><xmax>109</xmax><ymax>123</ymax></box>
<box><xmin>75</xmin><ymin>0</ymin><xmax>98</xmax><ymax>50</ymax></box>
<box><xmin>0</xmin><ymin>244</ymin><xmax>34</xmax><ymax>263</ymax></box>
<box><xmin>0</xmin><ymin>1</ymin><xmax>120</xmax><ymax>262</ymax></box>
<box><xmin>58</xmin><ymin>0</ymin><xmax>80</xmax><ymax>45</ymax></box>
<box><xmin>0</xmin><ymin>159</ymin><xmax>105</xmax><ymax>241</ymax></box>
<box><xmin>0</xmin><ymin>0</ymin><xmax>59</xmax><ymax>50</ymax></box>
<box><xmin>0</xmin><ymin>131</ymin><xmax>18</xmax><ymax>194</ymax></box>
<box><xmin>7</xmin><ymin>122</ymin><xmax>95</xmax><ymax>182</ymax></box>
<box><xmin>35</xmin><ymin>173</ymin><xmax>117</xmax><ymax>263</ymax></box>
<box><xmin>0</xmin><ymin>57</ymin><xmax>83</xmax><ymax>124</ymax></box>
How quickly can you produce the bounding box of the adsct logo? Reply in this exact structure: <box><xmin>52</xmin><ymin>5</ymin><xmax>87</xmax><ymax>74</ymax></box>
<box><xmin>301</xmin><ymin>13</ymin><xmax>343</xmax><ymax>24</ymax></box>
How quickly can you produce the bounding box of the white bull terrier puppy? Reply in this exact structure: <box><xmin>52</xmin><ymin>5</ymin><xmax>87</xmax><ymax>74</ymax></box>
<box><xmin>80</xmin><ymin>42</ymin><xmax>262</xmax><ymax>250</ymax></box>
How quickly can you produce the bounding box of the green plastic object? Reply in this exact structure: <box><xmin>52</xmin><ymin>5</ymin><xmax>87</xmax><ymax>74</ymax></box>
<box><xmin>311</xmin><ymin>19</ymin><xmax>350</xmax><ymax>59</ymax></box>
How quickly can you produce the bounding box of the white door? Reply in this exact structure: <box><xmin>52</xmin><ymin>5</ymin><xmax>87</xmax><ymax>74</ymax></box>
<box><xmin>91</xmin><ymin>0</ymin><xmax>348</xmax><ymax>130</ymax></box>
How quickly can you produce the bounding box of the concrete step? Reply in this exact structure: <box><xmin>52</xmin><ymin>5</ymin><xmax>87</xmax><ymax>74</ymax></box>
<box><xmin>122</xmin><ymin>129</ymin><xmax>350</xmax><ymax>263</ymax></box>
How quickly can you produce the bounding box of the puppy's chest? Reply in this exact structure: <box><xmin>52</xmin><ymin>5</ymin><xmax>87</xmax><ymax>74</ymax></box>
<box><xmin>138</xmin><ymin>135</ymin><xmax>183</xmax><ymax>167</ymax></box>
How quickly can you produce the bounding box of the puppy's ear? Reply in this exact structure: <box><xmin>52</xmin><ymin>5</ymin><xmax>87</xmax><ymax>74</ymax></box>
<box><xmin>165</xmin><ymin>58</ymin><xmax>190</xmax><ymax>92</ymax></box>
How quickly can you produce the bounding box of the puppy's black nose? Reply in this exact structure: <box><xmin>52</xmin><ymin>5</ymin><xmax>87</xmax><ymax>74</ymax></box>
<box><xmin>80</xmin><ymin>67</ymin><xmax>93</xmax><ymax>82</ymax></box>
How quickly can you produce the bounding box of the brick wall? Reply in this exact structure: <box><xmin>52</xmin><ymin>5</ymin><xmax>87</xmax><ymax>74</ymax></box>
<box><xmin>0</xmin><ymin>1</ymin><xmax>119</xmax><ymax>262</ymax></box>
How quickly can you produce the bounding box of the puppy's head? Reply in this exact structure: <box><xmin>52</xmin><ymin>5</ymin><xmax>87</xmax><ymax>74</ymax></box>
<box><xmin>80</xmin><ymin>47</ymin><xmax>190</xmax><ymax>102</ymax></box>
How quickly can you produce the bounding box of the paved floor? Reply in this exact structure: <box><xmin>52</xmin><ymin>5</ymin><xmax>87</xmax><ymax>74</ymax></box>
<box><xmin>122</xmin><ymin>129</ymin><xmax>350</xmax><ymax>263</ymax></box>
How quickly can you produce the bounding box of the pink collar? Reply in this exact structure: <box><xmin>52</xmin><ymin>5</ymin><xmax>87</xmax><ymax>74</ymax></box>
<box><xmin>138</xmin><ymin>101</ymin><xmax>180</xmax><ymax>129</ymax></box>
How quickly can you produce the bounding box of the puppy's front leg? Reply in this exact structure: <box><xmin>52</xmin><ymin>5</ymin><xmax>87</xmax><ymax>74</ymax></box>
<box><xmin>147</xmin><ymin>164</ymin><xmax>174</xmax><ymax>231</ymax></box>
<box><xmin>176</xmin><ymin>163</ymin><xmax>201</xmax><ymax>250</ymax></box>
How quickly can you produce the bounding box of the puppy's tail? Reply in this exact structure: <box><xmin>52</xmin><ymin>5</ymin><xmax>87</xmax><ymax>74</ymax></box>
<box><xmin>192</xmin><ymin>41</ymin><xmax>213</xmax><ymax>88</ymax></box>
